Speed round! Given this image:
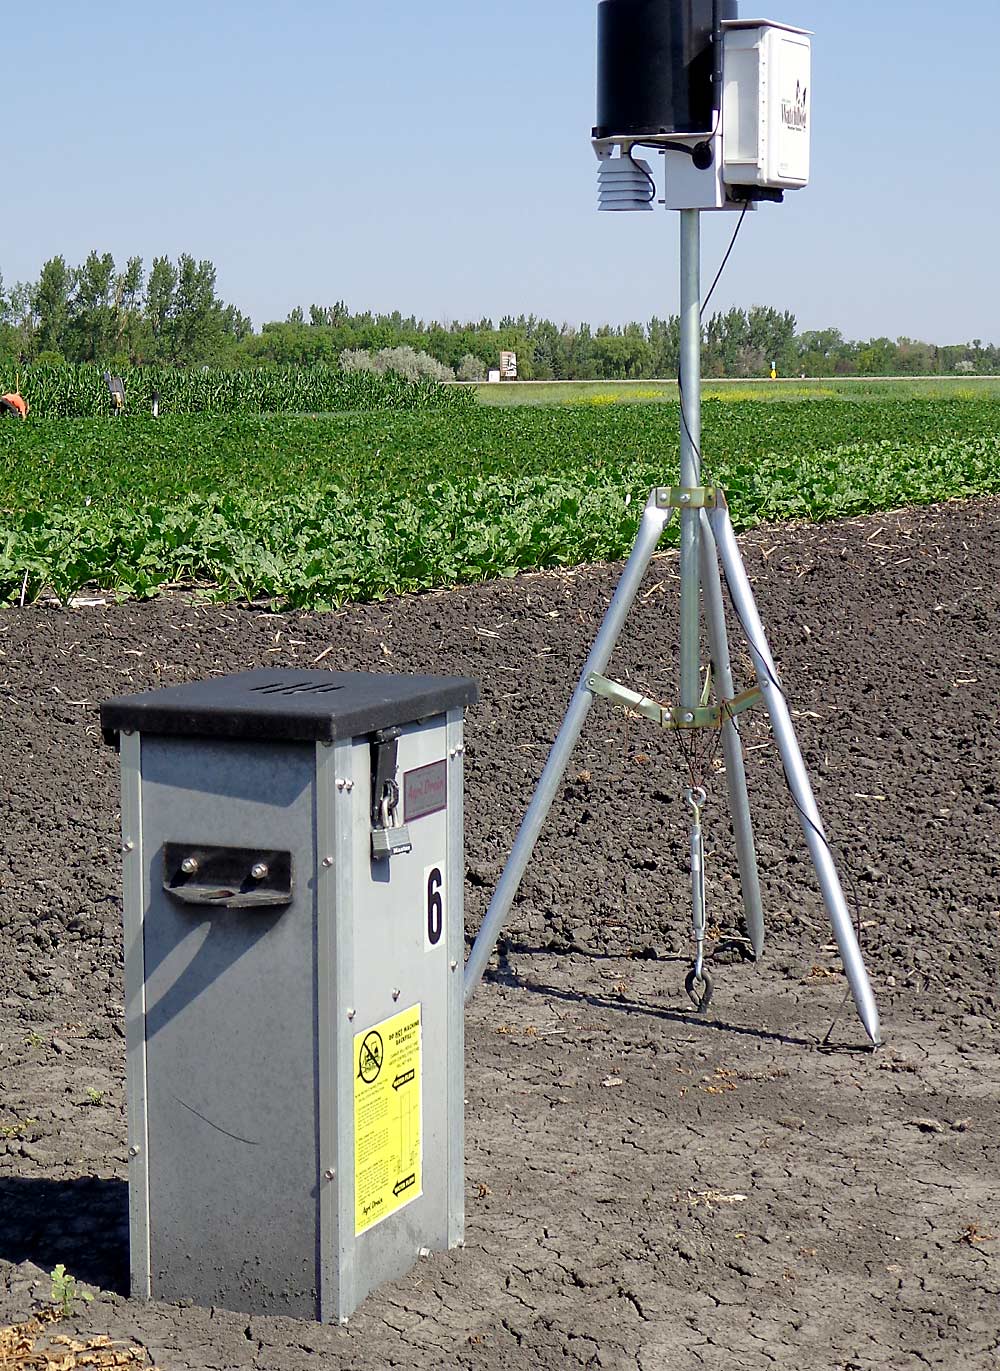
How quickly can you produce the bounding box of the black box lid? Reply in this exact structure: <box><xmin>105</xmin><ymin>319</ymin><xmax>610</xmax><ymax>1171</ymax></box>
<box><xmin>101</xmin><ymin>670</ymin><xmax>479</xmax><ymax>745</ymax></box>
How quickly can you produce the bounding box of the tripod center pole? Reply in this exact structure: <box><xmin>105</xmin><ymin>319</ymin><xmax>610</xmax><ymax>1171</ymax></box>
<box><xmin>679</xmin><ymin>208</ymin><xmax>703</xmax><ymax>710</ymax></box>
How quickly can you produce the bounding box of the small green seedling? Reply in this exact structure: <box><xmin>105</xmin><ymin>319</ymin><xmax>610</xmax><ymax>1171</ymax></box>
<box><xmin>86</xmin><ymin>1088</ymin><xmax>104</xmax><ymax>1105</ymax></box>
<box><xmin>0</xmin><ymin>1116</ymin><xmax>39</xmax><ymax>1139</ymax></box>
<box><xmin>50</xmin><ymin>1263</ymin><xmax>93</xmax><ymax>1317</ymax></box>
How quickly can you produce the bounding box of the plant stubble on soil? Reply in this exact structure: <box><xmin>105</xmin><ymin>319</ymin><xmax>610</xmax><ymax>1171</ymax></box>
<box><xmin>0</xmin><ymin>498</ymin><xmax>998</xmax><ymax>1370</ymax></box>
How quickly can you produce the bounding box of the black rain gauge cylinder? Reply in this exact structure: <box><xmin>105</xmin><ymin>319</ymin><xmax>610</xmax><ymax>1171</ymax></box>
<box><xmin>595</xmin><ymin>0</ymin><xmax>738</xmax><ymax>139</ymax></box>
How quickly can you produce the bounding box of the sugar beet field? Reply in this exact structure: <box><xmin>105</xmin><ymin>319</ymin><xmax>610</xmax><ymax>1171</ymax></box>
<box><xmin>2</xmin><ymin>391</ymin><xmax>999</xmax><ymax>606</ymax></box>
<box><xmin>1</xmin><ymin>385</ymin><xmax>999</xmax><ymax>1370</ymax></box>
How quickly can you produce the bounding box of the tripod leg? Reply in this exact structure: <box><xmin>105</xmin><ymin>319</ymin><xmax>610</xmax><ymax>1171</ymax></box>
<box><xmin>463</xmin><ymin>495</ymin><xmax>674</xmax><ymax>1002</ymax></box>
<box><xmin>707</xmin><ymin>502</ymin><xmax>882</xmax><ymax>1047</ymax></box>
<box><xmin>699</xmin><ymin>510</ymin><xmax>765</xmax><ymax>959</ymax></box>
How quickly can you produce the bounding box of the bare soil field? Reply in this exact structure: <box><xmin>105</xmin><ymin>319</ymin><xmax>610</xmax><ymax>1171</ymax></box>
<box><xmin>1</xmin><ymin>497</ymin><xmax>998</xmax><ymax>1370</ymax></box>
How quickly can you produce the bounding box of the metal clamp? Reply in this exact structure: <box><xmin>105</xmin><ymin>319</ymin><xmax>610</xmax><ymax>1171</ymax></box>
<box><xmin>654</xmin><ymin>486</ymin><xmax>720</xmax><ymax>510</ymax></box>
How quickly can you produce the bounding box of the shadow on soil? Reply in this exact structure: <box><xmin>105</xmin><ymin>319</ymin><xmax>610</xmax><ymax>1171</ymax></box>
<box><xmin>0</xmin><ymin>1177</ymin><xmax>128</xmax><ymax>1294</ymax></box>
<box><xmin>488</xmin><ymin>958</ymin><xmax>876</xmax><ymax>1054</ymax></box>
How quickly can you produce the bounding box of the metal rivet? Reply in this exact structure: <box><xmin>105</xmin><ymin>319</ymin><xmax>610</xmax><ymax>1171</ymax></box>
<box><xmin>336</xmin><ymin>779</ymin><xmax>346</xmax><ymax>791</ymax></box>
<box><xmin>683</xmin><ymin>711</ymin><xmax>695</xmax><ymax>723</ymax></box>
<box><xmin>450</xmin><ymin>960</ymin><xmax>458</xmax><ymax>972</ymax></box>
<box><xmin>250</xmin><ymin>862</ymin><xmax>268</xmax><ymax>880</ymax></box>
<box><xmin>181</xmin><ymin>856</ymin><xmax>199</xmax><ymax>875</ymax></box>
<box><xmin>679</xmin><ymin>492</ymin><xmax>691</xmax><ymax>504</ymax></box>
<box><xmin>322</xmin><ymin>856</ymin><xmax>334</xmax><ymax>868</ymax></box>
<box><xmin>345</xmin><ymin>780</ymin><xmax>354</xmax><ymax>792</ymax></box>
<box><xmin>392</xmin><ymin>988</ymin><xmax>400</xmax><ymax>1002</ymax></box>
<box><xmin>324</xmin><ymin>1168</ymin><xmax>335</xmax><ymax>1181</ymax></box>
<box><xmin>347</xmin><ymin>1009</ymin><xmax>355</xmax><ymax>1021</ymax></box>
<box><xmin>122</xmin><ymin>840</ymin><xmax>134</xmax><ymax>853</ymax></box>
<box><xmin>128</xmin><ymin>1145</ymin><xmax>140</xmax><ymax>1157</ymax></box>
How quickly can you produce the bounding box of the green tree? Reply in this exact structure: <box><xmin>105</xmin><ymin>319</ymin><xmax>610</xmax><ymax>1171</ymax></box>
<box><xmin>34</xmin><ymin>256</ymin><xmax>73</xmax><ymax>357</ymax></box>
<box><xmin>168</xmin><ymin>255</ymin><xmax>225</xmax><ymax>363</ymax></box>
<box><xmin>145</xmin><ymin>256</ymin><xmax>178</xmax><ymax>361</ymax></box>
<box><xmin>72</xmin><ymin>250</ymin><xmax>117</xmax><ymax>361</ymax></box>
<box><xmin>114</xmin><ymin>256</ymin><xmax>145</xmax><ymax>360</ymax></box>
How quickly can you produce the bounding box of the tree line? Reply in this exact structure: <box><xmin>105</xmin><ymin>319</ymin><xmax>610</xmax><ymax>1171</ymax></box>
<box><xmin>0</xmin><ymin>253</ymin><xmax>251</xmax><ymax>369</ymax></box>
<box><xmin>2</xmin><ymin>251</ymin><xmax>997</xmax><ymax>380</ymax></box>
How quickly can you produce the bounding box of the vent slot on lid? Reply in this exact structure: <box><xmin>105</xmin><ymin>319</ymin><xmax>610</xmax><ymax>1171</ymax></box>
<box><xmin>249</xmin><ymin>681</ymin><xmax>346</xmax><ymax>697</ymax></box>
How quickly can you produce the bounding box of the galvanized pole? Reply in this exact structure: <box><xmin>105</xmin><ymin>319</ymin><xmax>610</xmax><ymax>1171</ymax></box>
<box><xmin>681</xmin><ymin>204</ymin><xmax>765</xmax><ymax>959</ymax></box>
<box><xmin>678</xmin><ymin>209</ymin><xmax>702</xmax><ymax>714</ymax></box>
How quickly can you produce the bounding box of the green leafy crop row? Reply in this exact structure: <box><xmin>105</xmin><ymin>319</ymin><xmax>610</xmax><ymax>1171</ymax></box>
<box><xmin>0</xmin><ymin>398</ymin><xmax>997</xmax><ymax>607</ymax></box>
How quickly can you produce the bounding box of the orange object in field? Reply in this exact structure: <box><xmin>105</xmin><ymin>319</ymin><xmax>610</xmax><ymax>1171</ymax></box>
<box><xmin>0</xmin><ymin>391</ymin><xmax>28</xmax><ymax>418</ymax></box>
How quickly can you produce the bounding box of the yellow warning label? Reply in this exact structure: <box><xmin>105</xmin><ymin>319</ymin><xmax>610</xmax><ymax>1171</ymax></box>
<box><xmin>354</xmin><ymin>1003</ymin><xmax>422</xmax><ymax>1236</ymax></box>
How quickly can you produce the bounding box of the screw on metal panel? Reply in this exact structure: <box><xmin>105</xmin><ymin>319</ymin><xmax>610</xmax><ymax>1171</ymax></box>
<box><xmin>392</xmin><ymin>988</ymin><xmax>400</xmax><ymax>1002</ymax></box>
<box><xmin>128</xmin><ymin>1145</ymin><xmax>140</xmax><ymax>1157</ymax></box>
<box><xmin>449</xmin><ymin>748</ymin><xmax>456</xmax><ymax>758</ymax></box>
<box><xmin>347</xmin><ymin>1009</ymin><xmax>356</xmax><ymax>1021</ymax></box>
<box><xmin>250</xmin><ymin>862</ymin><xmax>268</xmax><ymax>880</ymax></box>
<box><xmin>457</xmin><ymin>745</ymin><xmax>465</xmax><ymax>756</ymax></box>
<box><xmin>181</xmin><ymin>856</ymin><xmax>199</xmax><ymax>875</ymax></box>
<box><xmin>683</xmin><ymin>711</ymin><xmax>695</xmax><ymax>723</ymax></box>
<box><xmin>336</xmin><ymin>779</ymin><xmax>346</xmax><ymax>791</ymax></box>
<box><xmin>324</xmin><ymin>1168</ymin><xmax>335</xmax><ymax>1181</ymax></box>
<box><xmin>679</xmin><ymin>491</ymin><xmax>691</xmax><ymax>504</ymax></box>
<box><xmin>450</xmin><ymin>960</ymin><xmax>458</xmax><ymax>972</ymax></box>
<box><xmin>345</xmin><ymin>780</ymin><xmax>354</xmax><ymax>792</ymax></box>
<box><xmin>122</xmin><ymin>840</ymin><xmax>135</xmax><ymax>853</ymax></box>
<box><xmin>322</xmin><ymin>856</ymin><xmax>334</xmax><ymax>868</ymax></box>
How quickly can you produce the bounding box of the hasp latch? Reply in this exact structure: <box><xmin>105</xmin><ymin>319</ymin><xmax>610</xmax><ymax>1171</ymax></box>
<box><xmin>370</xmin><ymin>727</ymin><xmax>413</xmax><ymax>860</ymax></box>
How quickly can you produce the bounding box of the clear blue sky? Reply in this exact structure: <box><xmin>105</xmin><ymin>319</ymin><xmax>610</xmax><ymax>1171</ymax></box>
<box><xmin>5</xmin><ymin>1</ymin><xmax>998</xmax><ymax>343</ymax></box>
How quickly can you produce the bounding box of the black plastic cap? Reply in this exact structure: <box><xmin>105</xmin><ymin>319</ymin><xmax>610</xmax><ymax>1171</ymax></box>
<box><xmin>101</xmin><ymin>670</ymin><xmax>480</xmax><ymax>746</ymax></box>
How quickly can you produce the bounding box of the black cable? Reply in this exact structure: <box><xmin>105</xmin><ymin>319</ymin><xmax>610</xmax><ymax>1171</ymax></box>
<box><xmin>625</xmin><ymin>148</ymin><xmax>657</xmax><ymax>205</ymax></box>
<box><xmin>701</xmin><ymin>202</ymin><xmax>750</xmax><ymax>318</ymax></box>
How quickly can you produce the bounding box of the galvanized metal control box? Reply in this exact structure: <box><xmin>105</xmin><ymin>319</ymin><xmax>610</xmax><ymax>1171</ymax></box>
<box><xmin>101</xmin><ymin>669</ymin><xmax>479</xmax><ymax>1323</ymax></box>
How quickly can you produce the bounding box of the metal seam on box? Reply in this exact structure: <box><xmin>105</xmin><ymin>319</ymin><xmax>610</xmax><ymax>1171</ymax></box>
<box><xmin>120</xmin><ymin>730</ymin><xmax>151</xmax><ymax>1299</ymax></box>
<box><xmin>445</xmin><ymin>709</ymin><xmax>466</xmax><ymax>1248</ymax></box>
<box><xmin>332</xmin><ymin>738</ymin><xmax>357</xmax><ymax>1321</ymax></box>
<box><xmin>315</xmin><ymin>741</ymin><xmax>337</xmax><ymax>1323</ymax></box>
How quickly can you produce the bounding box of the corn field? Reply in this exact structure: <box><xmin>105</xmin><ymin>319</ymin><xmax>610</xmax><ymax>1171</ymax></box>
<box><xmin>5</xmin><ymin>364</ymin><xmax>472</xmax><ymax>418</ymax></box>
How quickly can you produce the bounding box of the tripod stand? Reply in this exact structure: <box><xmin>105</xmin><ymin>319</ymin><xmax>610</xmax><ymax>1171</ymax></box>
<box><xmin>464</xmin><ymin>210</ymin><xmax>881</xmax><ymax>1048</ymax></box>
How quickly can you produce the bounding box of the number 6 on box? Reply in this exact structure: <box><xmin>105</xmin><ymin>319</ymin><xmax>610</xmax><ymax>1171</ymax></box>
<box><xmin>424</xmin><ymin>864</ymin><xmax>444</xmax><ymax>950</ymax></box>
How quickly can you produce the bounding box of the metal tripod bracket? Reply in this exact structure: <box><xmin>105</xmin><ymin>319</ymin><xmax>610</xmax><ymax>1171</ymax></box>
<box><xmin>654</xmin><ymin>486</ymin><xmax>720</xmax><ymax>510</ymax></box>
<box><xmin>586</xmin><ymin>673</ymin><xmax>762</xmax><ymax>730</ymax></box>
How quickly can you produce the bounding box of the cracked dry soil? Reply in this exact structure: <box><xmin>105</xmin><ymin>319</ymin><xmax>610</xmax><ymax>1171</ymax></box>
<box><xmin>0</xmin><ymin>497</ymin><xmax>998</xmax><ymax>1371</ymax></box>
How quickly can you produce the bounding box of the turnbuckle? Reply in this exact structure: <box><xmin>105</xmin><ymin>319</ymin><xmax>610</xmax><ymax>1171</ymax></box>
<box><xmin>683</xmin><ymin>786</ymin><xmax>714</xmax><ymax>1013</ymax></box>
